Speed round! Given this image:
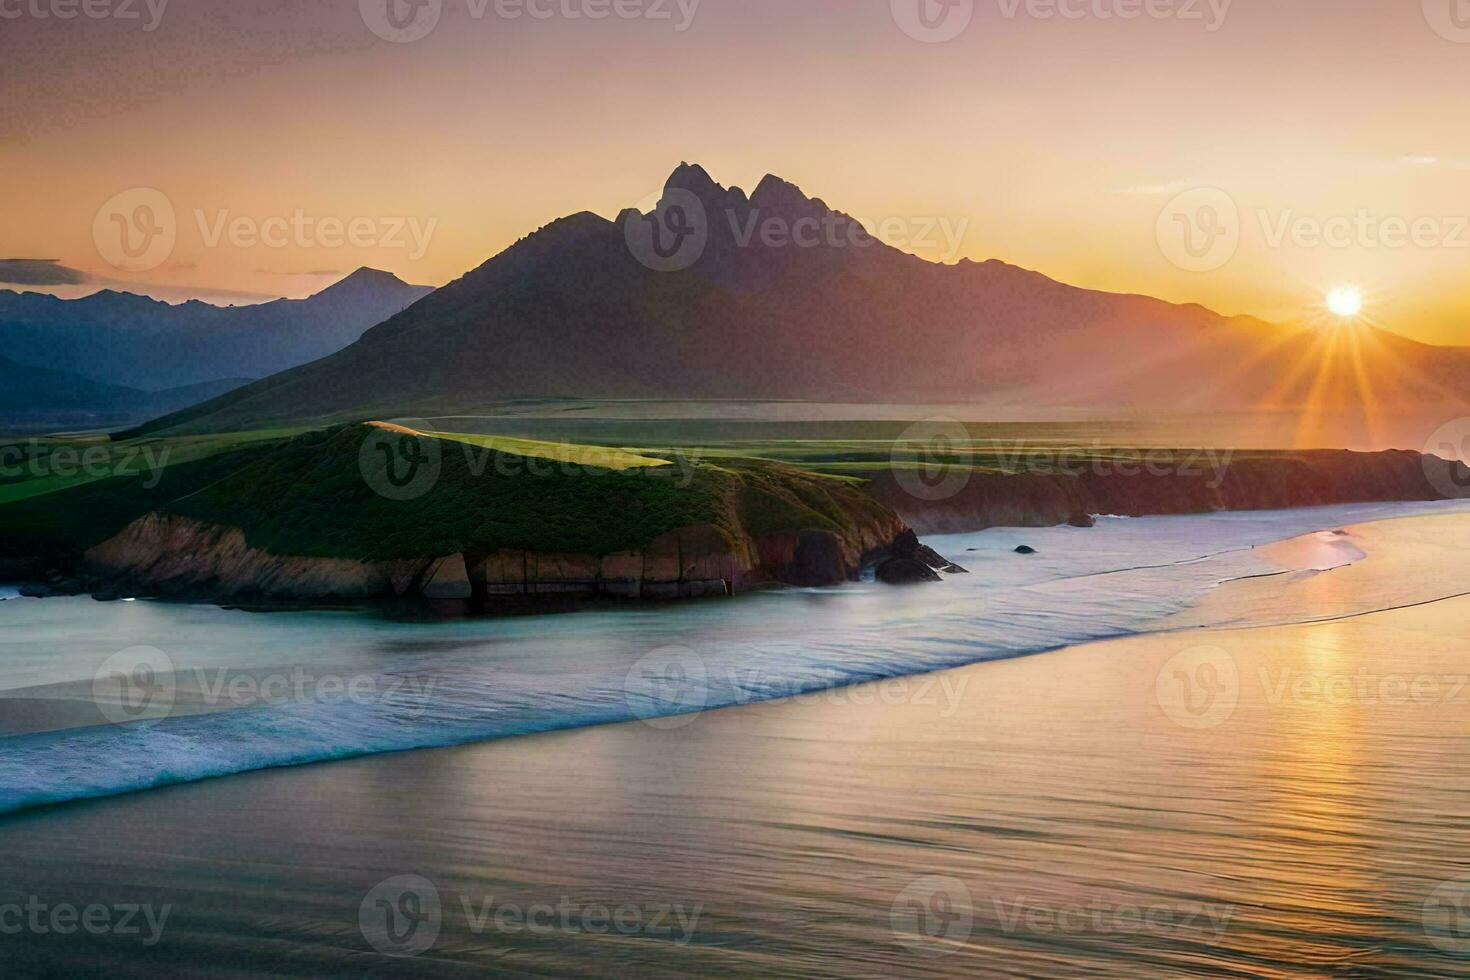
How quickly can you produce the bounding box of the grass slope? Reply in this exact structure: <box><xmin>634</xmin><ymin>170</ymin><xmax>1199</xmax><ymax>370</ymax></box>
<box><xmin>0</xmin><ymin>440</ymin><xmax>291</xmax><ymax>567</ymax></box>
<box><xmin>0</xmin><ymin>422</ymin><xmax>898</xmax><ymax>574</ymax></box>
<box><xmin>166</xmin><ymin>425</ymin><xmax>720</xmax><ymax>561</ymax></box>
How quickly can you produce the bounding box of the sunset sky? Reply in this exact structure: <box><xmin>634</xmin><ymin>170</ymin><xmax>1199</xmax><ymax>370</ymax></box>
<box><xmin>2</xmin><ymin>0</ymin><xmax>1468</xmax><ymax>345</ymax></box>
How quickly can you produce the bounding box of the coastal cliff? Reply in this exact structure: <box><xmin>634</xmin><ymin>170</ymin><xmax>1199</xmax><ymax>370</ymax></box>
<box><xmin>864</xmin><ymin>449</ymin><xmax>1462</xmax><ymax>534</ymax></box>
<box><xmin>6</xmin><ymin>425</ymin><xmax>1463</xmax><ymax>606</ymax></box>
<box><xmin>82</xmin><ymin>510</ymin><xmax>918</xmax><ymax>604</ymax></box>
<box><xmin>74</xmin><ymin>425</ymin><xmax>927</xmax><ymax>604</ymax></box>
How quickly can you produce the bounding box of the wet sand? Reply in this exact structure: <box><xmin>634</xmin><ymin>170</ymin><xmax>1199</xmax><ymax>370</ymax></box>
<box><xmin>2</xmin><ymin>514</ymin><xmax>1469</xmax><ymax>977</ymax></box>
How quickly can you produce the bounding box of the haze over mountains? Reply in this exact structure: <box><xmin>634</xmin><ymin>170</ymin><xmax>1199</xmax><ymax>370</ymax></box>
<box><xmin>0</xmin><ymin>267</ymin><xmax>432</xmax><ymax>391</ymax></box>
<box><xmin>92</xmin><ymin>164</ymin><xmax>1470</xmax><ymax>441</ymax></box>
<box><xmin>0</xmin><ymin>268</ymin><xmax>432</xmax><ymax>431</ymax></box>
<box><xmin>0</xmin><ymin>355</ymin><xmax>247</xmax><ymax>435</ymax></box>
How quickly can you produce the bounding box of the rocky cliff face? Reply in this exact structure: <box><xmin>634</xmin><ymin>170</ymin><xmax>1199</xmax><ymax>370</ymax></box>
<box><xmin>865</xmin><ymin>449</ymin><xmax>1461</xmax><ymax>534</ymax></box>
<box><xmin>81</xmin><ymin>498</ymin><xmax>919</xmax><ymax>605</ymax></box>
<box><xmin>84</xmin><ymin>513</ymin><xmax>433</xmax><ymax>602</ymax></box>
<box><xmin>51</xmin><ymin>441</ymin><xmax>1467</xmax><ymax>605</ymax></box>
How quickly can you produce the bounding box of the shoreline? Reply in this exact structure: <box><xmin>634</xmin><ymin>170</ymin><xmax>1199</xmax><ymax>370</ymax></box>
<box><xmin>3</xmin><ymin>508</ymin><xmax>1468</xmax><ymax>974</ymax></box>
<box><xmin>2</xmin><ymin>500</ymin><xmax>1468</xmax><ymax>820</ymax></box>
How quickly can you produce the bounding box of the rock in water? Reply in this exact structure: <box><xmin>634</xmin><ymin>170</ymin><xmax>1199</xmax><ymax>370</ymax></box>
<box><xmin>888</xmin><ymin>532</ymin><xmax>969</xmax><ymax>574</ymax></box>
<box><xmin>1014</xmin><ymin>545</ymin><xmax>1037</xmax><ymax>555</ymax></box>
<box><xmin>875</xmin><ymin>558</ymin><xmax>943</xmax><ymax>585</ymax></box>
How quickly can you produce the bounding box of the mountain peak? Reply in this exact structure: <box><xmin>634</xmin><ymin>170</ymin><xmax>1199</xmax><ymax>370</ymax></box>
<box><xmin>750</xmin><ymin>173</ymin><xmax>812</xmax><ymax>209</ymax></box>
<box><xmin>337</xmin><ymin>267</ymin><xmax>405</xmax><ymax>288</ymax></box>
<box><xmin>310</xmin><ymin>267</ymin><xmax>430</xmax><ymax>302</ymax></box>
<box><xmin>664</xmin><ymin>161</ymin><xmax>720</xmax><ymax>197</ymax></box>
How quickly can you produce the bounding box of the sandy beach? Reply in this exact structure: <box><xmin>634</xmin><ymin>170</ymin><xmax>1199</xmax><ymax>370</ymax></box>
<box><xmin>2</xmin><ymin>510</ymin><xmax>1468</xmax><ymax>976</ymax></box>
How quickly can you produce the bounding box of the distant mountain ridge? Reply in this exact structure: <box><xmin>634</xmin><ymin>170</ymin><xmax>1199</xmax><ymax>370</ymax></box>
<box><xmin>0</xmin><ymin>267</ymin><xmax>434</xmax><ymax>393</ymax></box>
<box><xmin>132</xmin><ymin>165</ymin><xmax>1470</xmax><ymax>436</ymax></box>
<box><xmin>0</xmin><ymin>354</ymin><xmax>247</xmax><ymax>434</ymax></box>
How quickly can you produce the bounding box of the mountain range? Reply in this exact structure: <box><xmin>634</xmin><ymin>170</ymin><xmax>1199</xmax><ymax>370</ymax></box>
<box><xmin>0</xmin><ymin>268</ymin><xmax>432</xmax><ymax>432</ymax></box>
<box><xmin>97</xmin><ymin>164</ymin><xmax>1470</xmax><ymax>438</ymax></box>
<box><xmin>0</xmin><ymin>355</ymin><xmax>249</xmax><ymax>434</ymax></box>
<box><xmin>0</xmin><ymin>267</ymin><xmax>432</xmax><ymax>390</ymax></box>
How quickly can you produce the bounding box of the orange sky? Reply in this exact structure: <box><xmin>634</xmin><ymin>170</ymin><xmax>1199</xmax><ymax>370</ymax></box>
<box><xmin>1</xmin><ymin>0</ymin><xmax>1467</xmax><ymax>345</ymax></box>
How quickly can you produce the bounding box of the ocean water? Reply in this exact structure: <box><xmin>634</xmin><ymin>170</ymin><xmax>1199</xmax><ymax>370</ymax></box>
<box><xmin>2</xmin><ymin>504</ymin><xmax>1469</xmax><ymax>976</ymax></box>
<box><xmin>3</xmin><ymin>500</ymin><xmax>1469</xmax><ymax>816</ymax></box>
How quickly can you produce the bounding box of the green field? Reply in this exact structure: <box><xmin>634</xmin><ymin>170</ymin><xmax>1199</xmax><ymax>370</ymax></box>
<box><xmin>420</xmin><ymin>430</ymin><xmax>674</xmax><ymax>472</ymax></box>
<box><xmin>0</xmin><ymin>428</ymin><xmax>305</xmax><ymax>505</ymax></box>
<box><xmin>0</xmin><ymin>420</ymin><xmax>895</xmax><ymax>568</ymax></box>
<box><xmin>0</xmin><ymin>410</ymin><xmax>1360</xmax><ymax>577</ymax></box>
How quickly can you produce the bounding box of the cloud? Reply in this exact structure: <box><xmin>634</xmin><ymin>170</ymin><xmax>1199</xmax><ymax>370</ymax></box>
<box><xmin>1400</xmin><ymin>154</ymin><xmax>1470</xmax><ymax>170</ymax></box>
<box><xmin>0</xmin><ymin>259</ymin><xmax>91</xmax><ymax>286</ymax></box>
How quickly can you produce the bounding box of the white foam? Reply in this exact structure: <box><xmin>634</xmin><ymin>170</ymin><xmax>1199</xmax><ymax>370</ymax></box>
<box><xmin>3</xmin><ymin>499</ymin><xmax>1469</xmax><ymax>814</ymax></box>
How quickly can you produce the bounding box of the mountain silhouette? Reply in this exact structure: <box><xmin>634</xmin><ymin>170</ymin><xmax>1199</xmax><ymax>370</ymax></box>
<box><xmin>0</xmin><ymin>267</ymin><xmax>433</xmax><ymax>393</ymax></box>
<box><xmin>133</xmin><ymin>165</ymin><xmax>1470</xmax><ymax>436</ymax></box>
<box><xmin>0</xmin><ymin>355</ymin><xmax>247</xmax><ymax>434</ymax></box>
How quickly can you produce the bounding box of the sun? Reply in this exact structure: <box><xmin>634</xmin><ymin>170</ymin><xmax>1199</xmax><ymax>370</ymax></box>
<box><xmin>1326</xmin><ymin>286</ymin><xmax>1364</xmax><ymax>319</ymax></box>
